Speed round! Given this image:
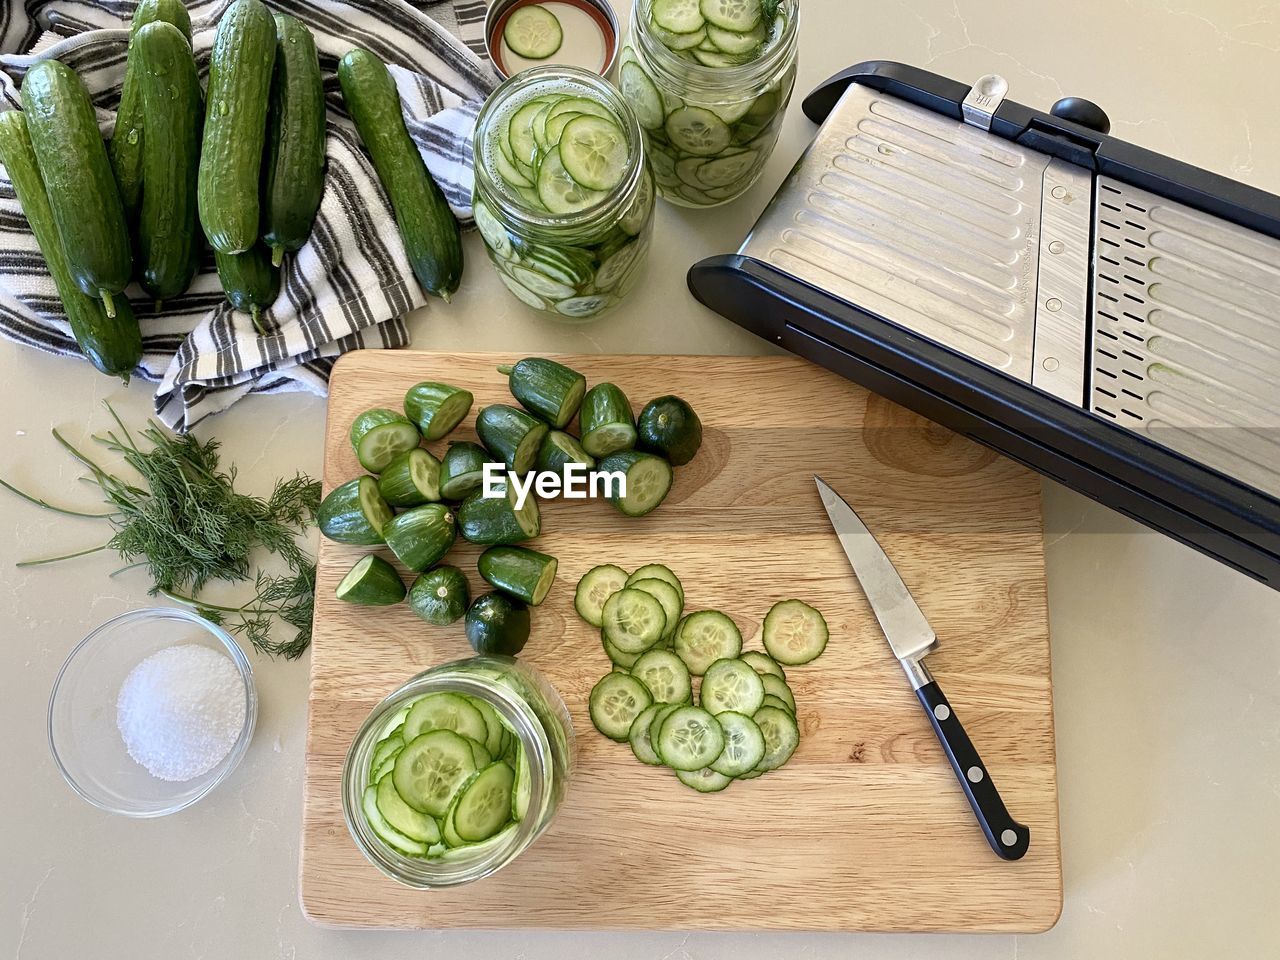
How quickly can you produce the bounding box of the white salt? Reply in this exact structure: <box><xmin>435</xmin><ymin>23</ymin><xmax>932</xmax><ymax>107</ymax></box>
<box><xmin>116</xmin><ymin>644</ymin><xmax>246</xmax><ymax>782</ymax></box>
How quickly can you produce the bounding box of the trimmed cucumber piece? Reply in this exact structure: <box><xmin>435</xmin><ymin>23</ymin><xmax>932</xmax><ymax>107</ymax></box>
<box><xmin>636</xmin><ymin>395</ymin><xmax>703</xmax><ymax>465</ymax></box>
<box><xmin>335</xmin><ymin>554</ymin><xmax>405</xmax><ymax>605</ymax></box>
<box><xmin>453</xmin><ymin>760</ymin><xmax>516</xmax><ymax>842</ymax></box>
<box><xmin>404</xmin><ymin>693</ymin><xmax>488</xmax><ymax>744</ymax></box>
<box><xmin>628</xmin><ymin>578</ymin><xmax>683</xmax><ymax>641</ymax></box>
<box><xmin>503</xmin><ymin>5</ymin><xmax>562</xmax><ymax>59</ymax></box>
<box><xmin>537</xmin><ymin>430</ymin><xmax>596</xmax><ymax>473</ymax></box>
<box><xmin>574</xmin><ymin>564</ymin><xmax>628</xmax><ymax>627</ymax></box>
<box><xmin>674</xmin><ymin>610</ymin><xmax>743</xmax><ymax>675</ymax></box>
<box><xmin>376</xmin><ymin>773</ymin><xmax>442</xmax><ymax>844</ymax></box>
<box><xmin>501</xmin><ymin>357</ymin><xmax>587</xmax><ymax>428</ymax></box>
<box><xmin>700</xmin><ymin>657</ymin><xmax>765</xmax><ymax>715</ymax></box>
<box><xmin>476</xmin><ymin>403</ymin><xmax>550</xmax><ymax>474</ymax></box>
<box><xmin>318</xmin><ymin>476</ymin><xmax>394</xmax><ymax>545</ymax></box>
<box><xmin>466</xmin><ymin>591</ymin><xmax>531</xmax><ymax>656</ymax></box>
<box><xmin>579</xmin><ymin>383</ymin><xmax>636</xmax><ymax>457</ymax></box>
<box><xmin>478</xmin><ymin>545</ymin><xmax>558</xmax><ymax>605</ymax></box>
<box><xmin>675</xmin><ymin>766</ymin><xmax>732</xmax><ymax>793</ymax></box>
<box><xmin>559</xmin><ymin>115</ymin><xmax>628</xmax><ymax>192</ymax></box>
<box><xmin>602</xmin><ymin>587</ymin><xmax>668</xmax><ymax>654</ymax></box>
<box><xmin>752</xmin><ymin>704</ymin><xmax>799</xmax><ymax>771</ymax></box>
<box><xmin>403</xmin><ymin>381</ymin><xmax>473</xmax><ymax>440</ymax></box>
<box><xmin>620</xmin><ymin>62</ymin><xmax>664</xmax><ymax>130</ymax></box>
<box><xmin>598</xmin><ymin>450</ymin><xmax>673</xmax><ymax>517</ymax></box>
<box><xmin>363</xmin><ymin>784</ymin><xmax>429</xmax><ymax>855</ymax></box>
<box><xmin>350</xmin><ymin>408</ymin><xmax>420</xmax><ymax>473</ymax></box>
<box><xmin>760</xmin><ymin>693</ymin><xmax>793</xmax><ymax>715</ymax></box>
<box><xmin>763</xmin><ymin>599</ymin><xmax>830</xmax><ymax>664</ymax></box>
<box><xmin>408</xmin><ymin>564</ymin><xmax>469</xmax><ymax>625</ymax></box>
<box><xmin>382</xmin><ymin>502</ymin><xmax>456</xmax><ymax>572</ymax></box>
<box><xmin>536</xmin><ymin>149</ymin><xmax>608</xmax><ymax>215</ymax></box>
<box><xmin>589</xmin><ymin>672</ymin><xmax>653</xmax><ymax>741</ymax></box>
<box><xmin>653</xmin><ymin>0</ymin><xmax>705</xmax><ymax>33</ymax></box>
<box><xmin>392</xmin><ymin>729</ymin><xmax>478</xmax><ymax>817</ymax></box>
<box><xmin>440</xmin><ymin>441</ymin><xmax>491</xmax><ymax>501</ymax></box>
<box><xmin>664</xmin><ymin>106</ymin><xmax>731</xmax><ymax>157</ymax></box>
<box><xmin>377</xmin><ymin>447</ymin><xmax>441</xmax><ymax>507</ymax></box>
<box><xmin>631</xmin><ymin>648</ymin><xmax>692</xmax><ymax>704</ymax></box>
<box><xmin>626</xmin><ymin>563</ymin><xmax>684</xmax><ymax>602</ymax></box>
<box><xmin>655</xmin><ymin>705</ymin><xmax>723</xmax><ymax>771</ymax></box>
<box><xmin>708</xmin><ymin>711</ymin><xmax>765</xmax><ymax>776</ymax></box>
<box><xmin>458</xmin><ymin>480</ymin><xmax>540</xmax><ymax>544</ymax></box>
<box><xmin>760</xmin><ymin>673</ymin><xmax>796</xmax><ymax>713</ymax></box>
<box><xmin>740</xmin><ymin>650</ymin><xmax>786</xmax><ymax>680</ymax></box>
<box><xmin>628</xmin><ymin>702</ymin><xmax>667</xmax><ymax>765</ymax></box>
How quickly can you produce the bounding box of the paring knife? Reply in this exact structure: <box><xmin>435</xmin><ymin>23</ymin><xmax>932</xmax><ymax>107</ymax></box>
<box><xmin>815</xmin><ymin>476</ymin><xmax>1031</xmax><ymax>862</ymax></box>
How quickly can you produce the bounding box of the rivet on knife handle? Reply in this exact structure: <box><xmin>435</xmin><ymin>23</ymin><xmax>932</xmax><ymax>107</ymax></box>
<box><xmin>915</xmin><ymin>680</ymin><xmax>1031</xmax><ymax>861</ymax></box>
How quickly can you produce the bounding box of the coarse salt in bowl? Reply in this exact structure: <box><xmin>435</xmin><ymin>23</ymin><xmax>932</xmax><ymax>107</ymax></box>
<box><xmin>48</xmin><ymin>607</ymin><xmax>257</xmax><ymax>817</ymax></box>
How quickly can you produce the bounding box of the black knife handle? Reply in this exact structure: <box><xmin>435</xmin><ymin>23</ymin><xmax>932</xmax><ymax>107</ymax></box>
<box><xmin>916</xmin><ymin>680</ymin><xmax>1030</xmax><ymax>861</ymax></box>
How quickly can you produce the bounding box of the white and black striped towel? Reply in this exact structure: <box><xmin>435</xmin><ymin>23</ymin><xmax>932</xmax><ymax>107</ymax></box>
<box><xmin>0</xmin><ymin>0</ymin><xmax>497</xmax><ymax>430</ymax></box>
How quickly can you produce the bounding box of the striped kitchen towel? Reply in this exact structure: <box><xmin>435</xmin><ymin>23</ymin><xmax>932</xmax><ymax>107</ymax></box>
<box><xmin>0</xmin><ymin>0</ymin><xmax>498</xmax><ymax>431</ymax></box>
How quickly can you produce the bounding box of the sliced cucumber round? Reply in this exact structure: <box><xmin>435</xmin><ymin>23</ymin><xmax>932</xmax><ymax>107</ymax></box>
<box><xmin>631</xmin><ymin>648</ymin><xmax>692</xmax><ymax>704</ymax></box>
<box><xmin>699</xmin><ymin>0</ymin><xmax>762</xmax><ymax>32</ymax></box>
<box><xmin>503</xmin><ymin>5</ymin><xmax>563</xmax><ymax>59</ymax></box>
<box><xmin>619</xmin><ymin>168</ymin><xmax>654</xmax><ymax>236</ymax></box>
<box><xmin>626</xmin><ymin>563</ymin><xmax>684</xmax><ymax>602</ymax></box>
<box><xmin>708</xmin><ymin>711</ymin><xmax>766</xmax><ymax>777</ymax></box>
<box><xmin>674</xmin><ymin>610</ymin><xmax>743</xmax><ymax>675</ymax></box>
<box><xmin>376</xmin><ymin>772</ymin><xmax>442</xmax><ymax>844</ymax></box>
<box><xmin>760</xmin><ymin>693</ymin><xmax>793</xmax><ymax>715</ymax></box>
<box><xmin>555</xmin><ymin>294</ymin><xmax>613</xmax><ymax>318</ymax></box>
<box><xmin>700</xmin><ymin>657</ymin><xmax>765</xmax><ymax>716</ymax></box>
<box><xmin>739</xmin><ymin>650</ymin><xmax>786</xmax><ymax>681</ymax></box>
<box><xmin>574</xmin><ymin>563</ymin><xmax>629</xmax><ymax>627</ymax></box>
<box><xmin>655</xmin><ymin>705</ymin><xmax>723</xmax><ymax>771</ymax></box>
<box><xmin>602</xmin><ymin>587</ymin><xmax>668</xmax><ymax>653</ymax></box>
<box><xmin>762</xmin><ymin>598</ymin><xmax>829</xmax><ymax>664</ymax></box>
<box><xmin>628</xmin><ymin>577</ymin><xmax>683</xmax><ymax>641</ymax></box>
<box><xmin>675</xmin><ymin>766</ymin><xmax>732</xmax><ymax>793</ymax></box>
<box><xmin>595</xmin><ymin>240</ymin><xmax>644</xmax><ymax>291</ymax></box>
<box><xmin>536</xmin><ymin>150</ymin><xmax>608</xmax><ymax>215</ymax></box>
<box><xmin>559</xmin><ymin>115</ymin><xmax>628</xmax><ymax>191</ymax></box>
<box><xmin>453</xmin><ymin>760</ymin><xmax>516</xmax><ymax>842</ymax></box>
<box><xmin>603</xmin><ymin>634</ymin><xmax>642</xmax><ymax>669</ymax></box>
<box><xmin>752</xmin><ymin>704</ymin><xmax>800</xmax><ymax>771</ymax></box>
<box><xmin>760</xmin><ymin>673</ymin><xmax>796</xmax><ymax>713</ymax></box>
<box><xmin>392</xmin><ymin>729</ymin><xmax>478</xmax><ymax>817</ymax></box>
<box><xmin>620</xmin><ymin>62</ymin><xmax>664</xmax><ymax>131</ymax></box>
<box><xmin>628</xmin><ymin>702</ymin><xmax>668</xmax><ymax>765</ymax></box>
<box><xmin>653</xmin><ymin>0</ymin><xmax>706</xmax><ymax>34</ymax></box>
<box><xmin>696</xmin><ymin>149</ymin><xmax>758</xmax><ymax>187</ymax></box>
<box><xmin>589</xmin><ymin>672</ymin><xmax>653</xmax><ymax>741</ymax></box>
<box><xmin>497</xmin><ymin>269</ymin><xmax>549</xmax><ymax>310</ymax></box>
<box><xmin>664</xmin><ymin>106</ymin><xmax>731</xmax><ymax>157</ymax></box>
<box><xmin>404</xmin><ymin>693</ymin><xmax>488</xmax><ymax>744</ymax></box>
<box><xmin>474</xmin><ymin>200</ymin><xmax>515</xmax><ymax>259</ymax></box>
<box><xmin>705</xmin><ymin>20</ymin><xmax>766</xmax><ymax>54</ymax></box>
<box><xmin>363</xmin><ymin>784</ymin><xmax>429</xmax><ymax>856</ymax></box>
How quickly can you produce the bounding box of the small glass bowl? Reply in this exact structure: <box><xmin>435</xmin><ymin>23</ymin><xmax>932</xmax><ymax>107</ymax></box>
<box><xmin>48</xmin><ymin>607</ymin><xmax>257</xmax><ymax>817</ymax></box>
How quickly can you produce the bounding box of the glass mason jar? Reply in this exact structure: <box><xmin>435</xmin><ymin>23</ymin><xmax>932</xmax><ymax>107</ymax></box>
<box><xmin>472</xmin><ymin>65</ymin><xmax>655</xmax><ymax>321</ymax></box>
<box><xmin>620</xmin><ymin>0</ymin><xmax>799</xmax><ymax>208</ymax></box>
<box><xmin>342</xmin><ymin>656</ymin><xmax>574</xmax><ymax>889</ymax></box>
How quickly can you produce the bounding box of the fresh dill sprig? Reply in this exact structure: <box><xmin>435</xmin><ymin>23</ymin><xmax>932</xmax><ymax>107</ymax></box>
<box><xmin>1</xmin><ymin>403</ymin><xmax>321</xmax><ymax>660</ymax></box>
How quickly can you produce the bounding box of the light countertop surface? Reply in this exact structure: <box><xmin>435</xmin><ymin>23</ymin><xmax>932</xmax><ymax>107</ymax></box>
<box><xmin>4</xmin><ymin>0</ymin><xmax>1279</xmax><ymax>957</ymax></box>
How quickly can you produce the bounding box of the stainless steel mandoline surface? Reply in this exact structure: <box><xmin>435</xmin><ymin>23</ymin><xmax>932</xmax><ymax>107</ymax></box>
<box><xmin>740</xmin><ymin>83</ymin><xmax>1280</xmax><ymax>498</ymax></box>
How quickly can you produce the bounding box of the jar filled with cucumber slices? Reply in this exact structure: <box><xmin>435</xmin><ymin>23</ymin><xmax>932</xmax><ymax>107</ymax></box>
<box><xmin>342</xmin><ymin>656</ymin><xmax>574</xmax><ymax>888</ymax></box>
<box><xmin>620</xmin><ymin>0</ymin><xmax>798</xmax><ymax>207</ymax></box>
<box><xmin>473</xmin><ymin>65</ymin><xmax>655</xmax><ymax>321</ymax></box>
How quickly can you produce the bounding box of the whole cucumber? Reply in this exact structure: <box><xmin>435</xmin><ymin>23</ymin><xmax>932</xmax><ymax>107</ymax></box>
<box><xmin>198</xmin><ymin>0</ymin><xmax>277</xmax><ymax>254</ymax></box>
<box><xmin>0</xmin><ymin>112</ymin><xmax>141</xmax><ymax>380</ymax></box>
<box><xmin>262</xmin><ymin>13</ymin><xmax>326</xmax><ymax>266</ymax></box>
<box><xmin>214</xmin><ymin>245</ymin><xmax>280</xmax><ymax>334</ymax></box>
<box><xmin>136</xmin><ymin>21</ymin><xmax>203</xmax><ymax>301</ymax></box>
<box><xmin>21</xmin><ymin>60</ymin><xmax>133</xmax><ymax>316</ymax></box>
<box><xmin>337</xmin><ymin>48</ymin><xmax>463</xmax><ymax>300</ymax></box>
<box><xmin>108</xmin><ymin>0</ymin><xmax>193</xmax><ymax>222</ymax></box>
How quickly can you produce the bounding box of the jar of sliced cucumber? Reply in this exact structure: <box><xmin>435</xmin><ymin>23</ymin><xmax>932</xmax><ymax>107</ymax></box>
<box><xmin>620</xmin><ymin>0</ymin><xmax>798</xmax><ymax>207</ymax></box>
<box><xmin>342</xmin><ymin>656</ymin><xmax>574</xmax><ymax>888</ymax></box>
<box><xmin>472</xmin><ymin>65</ymin><xmax>655</xmax><ymax>321</ymax></box>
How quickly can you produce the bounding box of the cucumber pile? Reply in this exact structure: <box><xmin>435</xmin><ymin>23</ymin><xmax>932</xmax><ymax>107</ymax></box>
<box><xmin>577</xmin><ymin>562</ymin><xmax>828</xmax><ymax>791</ymax></box>
<box><xmin>317</xmin><ymin>358</ymin><xmax>705</xmax><ymax>655</ymax></box>
<box><xmin>359</xmin><ymin>690</ymin><xmax>531</xmax><ymax>859</ymax></box>
<box><xmin>475</xmin><ymin>72</ymin><xmax>654</xmax><ymax>320</ymax></box>
<box><xmin>621</xmin><ymin>0</ymin><xmax>796</xmax><ymax>207</ymax></box>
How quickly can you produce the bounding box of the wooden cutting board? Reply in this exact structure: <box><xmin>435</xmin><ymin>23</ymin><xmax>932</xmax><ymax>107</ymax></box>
<box><xmin>299</xmin><ymin>351</ymin><xmax>1061</xmax><ymax>932</ymax></box>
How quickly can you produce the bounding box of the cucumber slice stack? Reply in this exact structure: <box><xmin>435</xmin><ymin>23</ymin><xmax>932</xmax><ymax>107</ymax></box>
<box><xmin>359</xmin><ymin>691</ymin><xmax>539</xmax><ymax>860</ymax></box>
<box><xmin>577</xmin><ymin>562</ymin><xmax>826</xmax><ymax>791</ymax></box>
<box><xmin>622</xmin><ymin>0</ymin><xmax>796</xmax><ymax>207</ymax></box>
<box><xmin>475</xmin><ymin>78</ymin><xmax>654</xmax><ymax>320</ymax></box>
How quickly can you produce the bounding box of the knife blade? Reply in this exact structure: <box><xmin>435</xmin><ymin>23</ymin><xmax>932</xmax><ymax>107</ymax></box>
<box><xmin>815</xmin><ymin>475</ymin><xmax>1030</xmax><ymax>861</ymax></box>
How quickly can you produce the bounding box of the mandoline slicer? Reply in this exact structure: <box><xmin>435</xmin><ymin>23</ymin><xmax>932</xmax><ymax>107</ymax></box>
<box><xmin>688</xmin><ymin>61</ymin><xmax>1280</xmax><ymax>589</ymax></box>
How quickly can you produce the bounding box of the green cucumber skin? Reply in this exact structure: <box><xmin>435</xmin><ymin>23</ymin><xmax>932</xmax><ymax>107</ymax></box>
<box><xmin>136</xmin><ymin>21</ymin><xmax>203</xmax><ymax>300</ymax></box>
<box><xmin>378</xmin><ymin>448</ymin><xmax>441</xmax><ymax>507</ymax></box>
<box><xmin>0</xmin><ymin>112</ymin><xmax>141</xmax><ymax>379</ymax></box>
<box><xmin>478</xmin><ymin>546</ymin><xmax>557</xmax><ymax>605</ymax></box>
<box><xmin>504</xmin><ymin>358</ymin><xmax>586</xmax><ymax>429</ymax></box>
<box><xmin>262</xmin><ymin>14</ymin><xmax>326</xmax><ymax>264</ymax></box>
<box><xmin>109</xmin><ymin>0</ymin><xmax>193</xmax><ymax>222</ymax></box>
<box><xmin>383</xmin><ymin>503</ymin><xmax>457</xmax><ymax>572</ymax></box>
<box><xmin>337</xmin><ymin>555</ymin><xmax>406</xmax><ymax>605</ymax></box>
<box><xmin>337</xmin><ymin>48</ymin><xmax>463</xmax><ymax>299</ymax></box>
<box><xmin>637</xmin><ymin>395</ymin><xmax>703</xmax><ymax>465</ymax></box>
<box><xmin>214</xmin><ymin>245</ymin><xmax>280</xmax><ymax>331</ymax></box>
<box><xmin>537</xmin><ymin>430</ymin><xmax>595</xmax><ymax>473</ymax></box>
<box><xmin>198</xmin><ymin>0</ymin><xmax>277</xmax><ymax>254</ymax></box>
<box><xmin>350</xmin><ymin>407</ymin><xmax>415</xmax><ymax>447</ymax></box>
<box><xmin>476</xmin><ymin>404</ymin><xmax>548</xmax><ymax>473</ymax></box>
<box><xmin>403</xmin><ymin>382</ymin><xmax>473</xmax><ymax>440</ymax></box>
<box><xmin>458</xmin><ymin>489</ymin><xmax>537</xmax><ymax>545</ymax></box>
<box><xmin>21</xmin><ymin>60</ymin><xmax>133</xmax><ymax>304</ymax></box>
<box><xmin>318</xmin><ymin>477</ymin><xmax>390</xmax><ymax>545</ymax></box>
<box><xmin>408</xmin><ymin>565</ymin><xmax>470</xmax><ymax>625</ymax></box>
<box><xmin>440</xmin><ymin>441</ymin><xmax>491</xmax><ymax>500</ymax></box>
<box><xmin>465</xmin><ymin>592</ymin><xmax>531</xmax><ymax>657</ymax></box>
<box><xmin>598</xmin><ymin>450</ymin><xmax>673</xmax><ymax>517</ymax></box>
<box><xmin>579</xmin><ymin>383</ymin><xmax>636</xmax><ymax>456</ymax></box>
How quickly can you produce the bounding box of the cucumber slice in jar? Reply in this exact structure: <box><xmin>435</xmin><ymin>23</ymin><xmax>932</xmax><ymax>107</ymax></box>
<box><xmin>555</xmin><ymin>294</ymin><xmax>613</xmax><ymax>319</ymax></box>
<box><xmin>377</xmin><ymin>447</ymin><xmax>441</xmax><ymax>507</ymax></box>
<box><xmin>653</xmin><ymin>0</ymin><xmax>706</xmax><ymax>33</ymax></box>
<box><xmin>404</xmin><ymin>693</ymin><xmax>489</xmax><ymax>744</ymax></box>
<box><xmin>699</xmin><ymin>0</ymin><xmax>762</xmax><ymax>32</ymax></box>
<box><xmin>392</xmin><ymin>729</ymin><xmax>478</xmax><ymax>816</ymax></box>
<box><xmin>655</xmin><ymin>705</ymin><xmax>724</xmax><ymax>771</ymax></box>
<box><xmin>594</xmin><ymin>240</ymin><xmax>644</xmax><ymax>291</ymax></box>
<box><xmin>579</xmin><ymin>382</ymin><xmax>636</xmax><ymax>457</ymax></box>
<box><xmin>631</xmin><ymin>648</ymin><xmax>692</xmax><ymax>703</ymax></box>
<box><xmin>372</xmin><ymin>733</ymin><xmax>405</xmax><ymax>771</ymax></box>
<box><xmin>464</xmin><ymin>697</ymin><xmax>506</xmax><ymax>756</ymax></box>
<box><xmin>318</xmin><ymin>476</ymin><xmax>394</xmax><ymax>545</ymax></box>
<box><xmin>403</xmin><ymin>381</ymin><xmax>473</xmax><ymax>440</ymax></box>
<box><xmin>708</xmin><ymin>710</ymin><xmax>766</xmax><ymax>777</ymax></box>
<box><xmin>350</xmin><ymin>408</ymin><xmax>421</xmax><ymax>473</ymax></box>
<box><xmin>531</xmin><ymin>101</ymin><xmax>556</xmax><ymax>153</ymax></box>
<box><xmin>335</xmin><ymin>554</ymin><xmax>406</xmax><ymax>605</ymax></box>
<box><xmin>363</xmin><ymin>785</ymin><xmax>430</xmax><ymax>856</ymax></box>
<box><xmin>439</xmin><ymin>441</ymin><xmax>491</xmax><ymax>501</ymax></box>
<box><xmin>628</xmin><ymin>578</ymin><xmax>683</xmax><ymax>640</ymax></box>
<box><xmin>408</xmin><ymin>564</ymin><xmax>470</xmax><ymax>625</ymax></box>
<box><xmin>620</xmin><ymin>62</ymin><xmax>664</xmax><ymax>131</ymax></box>
<box><xmin>752</xmin><ymin>704</ymin><xmax>800</xmax><ymax>771</ymax></box>
<box><xmin>510</xmin><ymin>261</ymin><xmax>577</xmax><ymax>299</ymax></box>
<box><xmin>508</xmin><ymin>97</ymin><xmax>551</xmax><ymax>165</ymax></box>
<box><xmin>452</xmin><ymin>760</ymin><xmax>516</xmax><ymax>842</ymax></box>
<box><xmin>376</xmin><ymin>773</ymin><xmax>442</xmax><ymax>844</ymax></box>
<box><xmin>700</xmin><ymin>657</ymin><xmax>765</xmax><ymax>715</ymax></box>
<box><xmin>511</xmin><ymin>744</ymin><xmax>531</xmax><ymax>820</ymax></box>
<box><xmin>544</xmin><ymin>110</ymin><xmax>584</xmax><ymax>146</ymax></box>
<box><xmin>467</xmin><ymin>739</ymin><xmax>494</xmax><ymax>770</ymax></box>
<box><xmin>494</xmin><ymin>148</ymin><xmax>534</xmax><ymax>190</ymax></box>
<box><xmin>618</xmin><ymin>168</ymin><xmax>654</xmax><ymax>236</ymax></box>
<box><xmin>692</xmin><ymin>47</ymin><xmax>754</xmax><ymax>68</ymax></box>
<box><xmin>558</xmin><ymin>115</ymin><xmax>628</xmax><ymax>191</ymax></box>
<box><xmin>762</xmin><ymin>598</ymin><xmax>830</xmax><ymax>664</ymax></box>
<box><xmin>503</xmin><ymin>5</ymin><xmax>563</xmax><ymax>60</ymax></box>
<box><xmin>597</xmin><ymin>450</ymin><xmax>674</xmax><ymax>517</ymax></box>
<box><xmin>475</xmin><ymin>200</ymin><xmax>516</xmax><ymax>259</ymax></box>
<box><xmin>665</xmin><ymin>106</ymin><xmax>732</xmax><ymax>157</ymax></box>
<box><xmin>650</xmin><ymin>23</ymin><xmax>707</xmax><ymax>50</ymax></box>
<box><xmin>537</xmin><ymin>147</ymin><xmax>609</xmax><ymax>215</ymax></box>
<box><xmin>705</xmin><ymin>20</ymin><xmax>767</xmax><ymax>53</ymax></box>
<box><xmin>498</xmin><ymin>269</ymin><xmax>550</xmax><ymax>310</ymax></box>
<box><xmin>574</xmin><ymin>563</ymin><xmax>629</xmax><ymax>627</ymax></box>
<box><xmin>696</xmin><ymin>149</ymin><xmax>758</xmax><ymax>186</ymax></box>
<box><xmin>522</xmin><ymin>246</ymin><xmax>596</xmax><ymax>286</ymax></box>
<box><xmin>589</xmin><ymin>672</ymin><xmax>653</xmax><ymax>741</ymax></box>
<box><xmin>602</xmin><ymin>587</ymin><xmax>668</xmax><ymax>653</ymax></box>
<box><xmin>674</xmin><ymin>610</ymin><xmax>743</xmax><ymax>675</ymax></box>
<box><xmin>675</xmin><ymin>766</ymin><xmax>733</xmax><ymax>793</ymax></box>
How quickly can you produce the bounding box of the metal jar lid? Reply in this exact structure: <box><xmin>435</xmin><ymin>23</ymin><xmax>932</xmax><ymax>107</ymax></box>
<box><xmin>484</xmin><ymin>0</ymin><xmax>620</xmax><ymax>80</ymax></box>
